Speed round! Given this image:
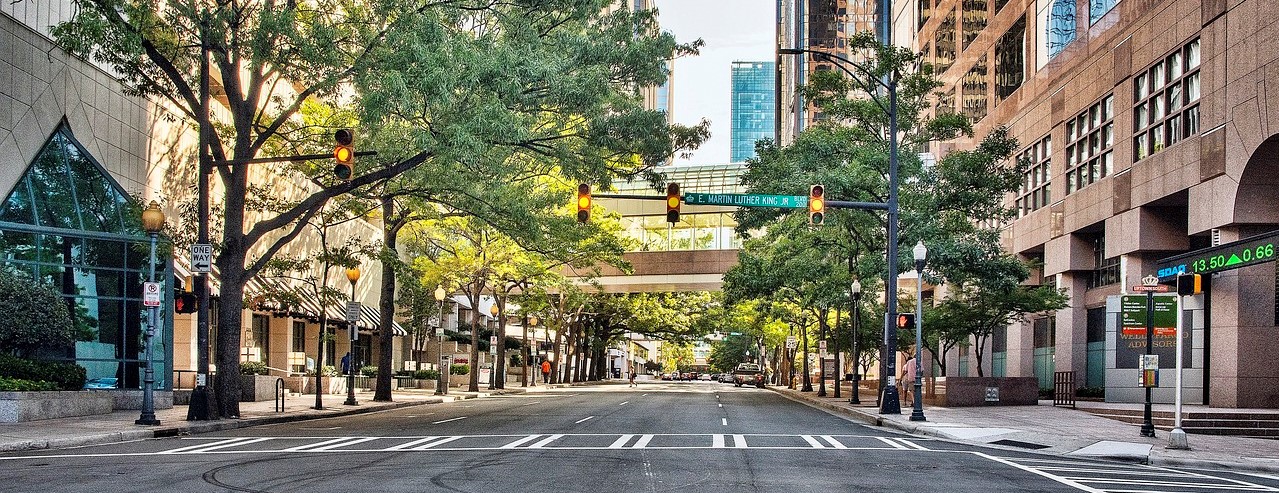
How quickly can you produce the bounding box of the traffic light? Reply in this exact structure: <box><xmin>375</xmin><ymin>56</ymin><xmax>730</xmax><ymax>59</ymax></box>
<box><xmin>333</xmin><ymin>128</ymin><xmax>355</xmax><ymax>181</ymax></box>
<box><xmin>1177</xmin><ymin>273</ymin><xmax>1202</xmax><ymax>296</ymax></box>
<box><xmin>666</xmin><ymin>183</ymin><xmax>680</xmax><ymax>224</ymax></box>
<box><xmin>174</xmin><ymin>290</ymin><xmax>197</xmax><ymax>314</ymax></box>
<box><xmin>809</xmin><ymin>184</ymin><xmax>825</xmax><ymax>225</ymax></box>
<box><xmin>896</xmin><ymin>313</ymin><xmax>915</xmax><ymax>330</ymax></box>
<box><xmin>576</xmin><ymin>184</ymin><xmax>591</xmax><ymax>223</ymax></box>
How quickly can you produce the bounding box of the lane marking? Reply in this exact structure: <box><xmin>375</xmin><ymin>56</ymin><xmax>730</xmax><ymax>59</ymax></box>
<box><xmin>575</xmin><ymin>416</ymin><xmax>595</xmax><ymax>424</ymax></box>
<box><xmin>733</xmin><ymin>434</ymin><xmax>747</xmax><ymax>448</ymax></box>
<box><xmin>619</xmin><ymin>401</ymin><xmax>629</xmax><ymax>406</ymax></box>
<box><xmin>432</xmin><ymin>416</ymin><xmax>467</xmax><ymax>424</ymax></box>
<box><xmin>975</xmin><ymin>453</ymin><xmax>1106</xmax><ymax>493</ymax></box>
<box><xmin>801</xmin><ymin>435</ymin><xmax>825</xmax><ymax>448</ymax></box>
<box><xmin>718</xmin><ymin>404</ymin><xmax>722</xmax><ymax>408</ymax></box>
<box><xmin>609</xmin><ymin>435</ymin><xmax>635</xmax><ymax>449</ymax></box>
<box><xmin>384</xmin><ymin>436</ymin><xmax>445</xmax><ymax>451</ymax></box>
<box><xmin>895</xmin><ymin>438</ymin><xmax>929</xmax><ymax>451</ymax></box>
<box><xmin>412</xmin><ymin>436</ymin><xmax>462</xmax><ymax>450</ymax></box>
<box><xmin>712</xmin><ymin>434</ymin><xmax>726</xmax><ymax>448</ymax></box>
<box><xmin>632</xmin><ymin>434</ymin><xmax>655</xmax><ymax>448</ymax></box>
<box><xmin>820</xmin><ymin>435</ymin><xmax>847</xmax><ymax>449</ymax></box>
<box><xmin>529</xmin><ymin>434</ymin><xmax>564</xmax><ymax>448</ymax></box>
<box><xmin>282</xmin><ymin>437</ymin><xmax>364</xmax><ymax>453</ymax></box>
<box><xmin>875</xmin><ymin>437</ymin><xmax>908</xmax><ymax>450</ymax></box>
<box><xmin>721</xmin><ymin>418</ymin><xmax>728</xmax><ymax>426</ymax></box>
<box><xmin>500</xmin><ymin>435</ymin><xmax>543</xmax><ymax>449</ymax></box>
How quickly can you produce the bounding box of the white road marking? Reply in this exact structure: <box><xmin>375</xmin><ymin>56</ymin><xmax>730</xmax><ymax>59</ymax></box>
<box><xmin>309</xmin><ymin>437</ymin><xmax>379</xmax><ymax>451</ymax></box>
<box><xmin>161</xmin><ymin>437</ymin><xmax>267</xmax><ymax>454</ymax></box>
<box><xmin>975</xmin><ymin>453</ymin><xmax>1104</xmax><ymax>493</ymax></box>
<box><xmin>411</xmin><ymin>436</ymin><xmax>462</xmax><ymax>450</ymax></box>
<box><xmin>299</xmin><ymin>426</ymin><xmax>342</xmax><ymax>430</ymax></box>
<box><xmin>609</xmin><ymin>434</ymin><xmax>635</xmax><ymax>448</ymax></box>
<box><xmin>712</xmin><ymin>434</ymin><xmax>726</xmax><ymax>448</ymax></box>
<box><xmin>632</xmin><ymin>434</ymin><xmax>655</xmax><ymax>448</ymax></box>
<box><xmin>820</xmin><ymin>435</ymin><xmax>847</xmax><ymax>449</ymax></box>
<box><xmin>718</xmin><ymin>404</ymin><xmax>722</xmax><ymax>408</ymax></box>
<box><xmin>721</xmin><ymin>418</ymin><xmax>728</xmax><ymax>426</ymax></box>
<box><xmin>384</xmin><ymin>436</ymin><xmax>446</xmax><ymax>451</ymax></box>
<box><xmin>575</xmin><ymin>416</ymin><xmax>595</xmax><ymax>424</ymax></box>
<box><xmin>432</xmin><ymin>416</ymin><xmax>467</xmax><ymax>424</ymax></box>
<box><xmin>874</xmin><ymin>437</ymin><xmax>908</xmax><ymax>450</ymax></box>
<box><xmin>801</xmin><ymin>435</ymin><xmax>825</xmax><ymax>448</ymax></box>
<box><xmin>529</xmin><ymin>435</ymin><xmax>564</xmax><ymax>448</ymax></box>
<box><xmin>894</xmin><ymin>438</ymin><xmax>929</xmax><ymax>451</ymax></box>
<box><xmin>619</xmin><ymin>401</ymin><xmax>629</xmax><ymax>406</ymax></box>
<box><xmin>733</xmin><ymin>434</ymin><xmax>747</xmax><ymax>448</ymax></box>
<box><xmin>282</xmin><ymin>437</ymin><xmax>364</xmax><ymax>453</ymax></box>
<box><xmin>500</xmin><ymin>435</ymin><xmax>543</xmax><ymax>449</ymax></box>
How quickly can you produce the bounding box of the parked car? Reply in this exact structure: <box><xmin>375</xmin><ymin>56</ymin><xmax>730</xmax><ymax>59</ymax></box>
<box><xmin>718</xmin><ymin>373</ymin><xmax>734</xmax><ymax>383</ymax></box>
<box><xmin>83</xmin><ymin>377</ymin><xmax>118</xmax><ymax>389</ymax></box>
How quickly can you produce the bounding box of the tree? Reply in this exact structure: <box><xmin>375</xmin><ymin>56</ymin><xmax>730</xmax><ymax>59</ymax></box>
<box><xmin>0</xmin><ymin>270</ymin><xmax>76</xmax><ymax>358</ymax></box>
<box><xmin>935</xmin><ymin>284</ymin><xmax>1068</xmax><ymax>377</ymax></box>
<box><xmin>55</xmin><ymin>1</ymin><xmax>706</xmax><ymax>415</ymax></box>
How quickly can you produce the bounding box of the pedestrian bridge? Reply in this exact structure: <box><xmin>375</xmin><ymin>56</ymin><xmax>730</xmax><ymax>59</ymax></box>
<box><xmin>575</xmin><ymin>249</ymin><xmax>738</xmax><ymax>293</ymax></box>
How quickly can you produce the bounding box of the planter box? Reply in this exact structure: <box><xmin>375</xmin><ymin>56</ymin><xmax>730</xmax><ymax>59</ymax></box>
<box><xmin>240</xmin><ymin>374</ymin><xmax>285</xmax><ymax>402</ymax></box>
<box><xmin>940</xmin><ymin>377</ymin><xmax>1039</xmax><ymax>406</ymax></box>
<box><xmin>0</xmin><ymin>391</ymin><xmax>114</xmax><ymax>422</ymax></box>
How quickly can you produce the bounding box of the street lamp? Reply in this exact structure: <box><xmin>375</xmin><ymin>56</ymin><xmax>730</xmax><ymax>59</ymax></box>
<box><xmin>910</xmin><ymin>241</ymin><xmax>927</xmax><ymax>422</ymax></box>
<box><xmin>779</xmin><ymin>46</ymin><xmax>903</xmax><ymax>414</ymax></box>
<box><xmin>850</xmin><ymin>279</ymin><xmax>862</xmax><ymax>404</ymax></box>
<box><xmin>136</xmin><ymin>201</ymin><xmax>165</xmax><ymax>426</ymax></box>
<box><xmin>489</xmin><ymin>303</ymin><xmax>499</xmax><ymax>390</ymax></box>
<box><xmin>434</xmin><ymin>286</ymin><xmax>447</xmax><ymax>395</ymax></box>
<box><xmin>343</xmin><ymin>266</ymin><xmax>360</xmax><ymax>406</ymax></box>
<box><xmin>528</xmin><ymin>316</ymin><xmax>539</xmax><ymax>387</ymax></box>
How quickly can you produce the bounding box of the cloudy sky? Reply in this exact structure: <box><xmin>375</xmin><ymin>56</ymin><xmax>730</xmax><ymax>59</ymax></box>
<box><xmin>652</xmin><ymin>0</ymin><xmax>774</xmax><ymax>165</ymax></box>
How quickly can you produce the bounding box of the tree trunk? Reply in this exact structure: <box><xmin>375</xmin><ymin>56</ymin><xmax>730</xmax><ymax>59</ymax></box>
<box><xmin>214</xmin><ymin>254</ymin><xmax>246</xmax><ymax>418</ymax></box>
<box><xmin>801</xmin><ymin>315</ymin><xmax>812</xmax><ymax>392</ymax></box>
<box><xmin>468</xmin><ymin>289</ymin><xmax>481</xmax><ymax>392</ymax></box>
<box><xmin>374</xmin><ymin>200</ymin><xmax>398</xmax><ymax>401</ymax></box>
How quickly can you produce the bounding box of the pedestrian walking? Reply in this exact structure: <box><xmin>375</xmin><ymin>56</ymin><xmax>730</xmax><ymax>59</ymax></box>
<box><xmin>341</xmin><ymin>352</ymin><xmax>352</xmax><ymax>375</ymax></box>
<box><xmin>628</xmin><ymin>364</ymin><xmax>636</xmax><ymax>387</ymax></box>
<box><xmin>541</xmin><ymin>359</ymin><xmax>551</xmax><ymax>384</ymax></box>
<box><xmin>900</xmin><ymin>356</ymin><xmax>916</xmax><ymax>405</ymax></box>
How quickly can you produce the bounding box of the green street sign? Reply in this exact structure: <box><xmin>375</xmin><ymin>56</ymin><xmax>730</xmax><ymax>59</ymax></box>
<box><xmin>1155</xmin><ymin>229</ymin><xmax>1279</xmax><ymax>279</ymax></box>
<box><xmin>683</xmin><ymin>192</ymin><xmax>808</xmax><ymax>209</ymax></box>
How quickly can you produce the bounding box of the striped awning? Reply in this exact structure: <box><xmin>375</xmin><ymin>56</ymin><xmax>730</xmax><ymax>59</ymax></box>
<box><xmin>324</xmin><ymin>302</ymin><xmax>407</xmax><ymax>336</ymax></box>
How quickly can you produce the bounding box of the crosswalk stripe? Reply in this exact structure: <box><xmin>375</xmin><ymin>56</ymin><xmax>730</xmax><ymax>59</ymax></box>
<box><xmin>801</xmin><ymin>435</ymin><xmax>825</xmax><ymax>448</ymax></box>
<box><xmin>632</xmin><ymin>434</ymin><xmax>655</xmax><ymax>448</ymax></box>
<box><xmin>311</xmin><ymin>437</ymin><xmax>379</xmax><ymax>451</ymax></box>
<box><xmin>712</xmin><ymin>434</ymin><xmax>726</xmax><ymax>448</ymax></box>
<box><xmin>282</xmin><ymin>437</ymin><xmax>363</xmax><ymax>452</ymax></box>
<box><xmin>161</xmin><ymin>437</ymin><xmax>266</xmax><ymax>454</ymax></box>
<box><xmin>820</xmin><ymin>435</ymin><xmax>847</xmax><ymax>449</ymax></box>
<box><xmin>411</xmin><ymin>436</ymin><xmax>462</xmax><ymax>450</ymax></box>
<box><xmin>875</xmin><ymin>437</ymin><xmax>908</xmax><ymax>450</ymax></box>
<box><xmin>528</xmin><ymin>435</ymin><xmax>563</xmax><ymax>448</ymax></box>
<box><xmin>500</xmin><ymin>435</ymin><xmax>543</xmax><ymax>449</ymax></box>
<box><xmin>733</xmin><ymin>434</ymin><xmax>747</xmax><ymax>448</ymax></box>
<box><xmin>608</xmin><ymin>435</ymin><xmax>635</xmax><ymax>449</ymax></box>
<box><xmin>895</xmin><ymin>438</ymin><xmax>929</xmax><ymax>451</ymax></box>
<box><xmin>384</xmin><ymin>436</ymin><xmax>445</xmax><ymax>451</ymax></box>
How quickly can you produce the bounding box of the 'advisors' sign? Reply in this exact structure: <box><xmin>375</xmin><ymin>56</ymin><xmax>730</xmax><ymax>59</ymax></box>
<box><xmin>1116</xmin><ymin>295</ymin><xmax>1188</xmax><ymax>369</ymax></box>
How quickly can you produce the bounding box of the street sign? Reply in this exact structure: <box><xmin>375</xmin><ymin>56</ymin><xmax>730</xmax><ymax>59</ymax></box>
<box><xmin>489</xmin><ymin>335</ymin><xmax>498</xmax><ymax>355</ymax></box>
<box><xmin>435</xmin><ymin>325</ymin><xmax>444</xmax><ymax>337</ymax></box>
<box><xmin>1131</xmin><ymin>284</ymin><xmax>1171</xmax><ymax>292</ymax></box>
<box><xmin>818</xmin><ymin>340</ymin><xmax>827</xmax><ymax>356</ymax></box>
<box><xmin>191</xmin><ymin>244</ymin><xmax>212</xmax><ymax>273</ymax></box>
<box><xmin>785</xmin><ymin>336</ymin><xmax>797</xmax><ymax>349</ymax></box>
<box><xmin>348</xmin><ymin>324</ymin><xmax>358</xmax><ymax>341</ymax></box>
<box><xmin>1156</xmin><ymin>229</ymin><xmax>1279</xmax><ymax>279</ymax></box>
<box><xmin>683</xmin><ymin>192</ymin><xmax>808</xmax><ymax>209</ymax></box>
<box><xmin>345</xmin><ymin>301</ymin><xmax>361</xmax><ymax>322</ymax></box>
<box><xmin>142</xmin><ymin>282</ymin><xmax>162</xmax><ymax>307</ymax></box>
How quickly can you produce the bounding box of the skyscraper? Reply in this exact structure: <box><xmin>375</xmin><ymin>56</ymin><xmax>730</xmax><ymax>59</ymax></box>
<box><xmin>730</xmin><ymin>61</ymin><xmax>776</xmax><ymax>162</ymax></box>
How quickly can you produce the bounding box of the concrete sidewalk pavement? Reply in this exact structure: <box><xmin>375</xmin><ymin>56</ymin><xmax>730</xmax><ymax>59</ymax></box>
<box><xmin>771</xmin><ymin>385</ymin><xmax>1279</xmax><ymax>473</ymax></box>
<box><xmin>0</xmin><ymin>386</ymin><xmax>534</xmax><ymax>453</ymax></box>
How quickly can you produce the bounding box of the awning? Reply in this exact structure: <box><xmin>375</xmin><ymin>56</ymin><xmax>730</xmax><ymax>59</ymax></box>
<box><xmin>360</xmin><ymin>303</ymin><xmax>408</xmax><ymax>336</ymax></box>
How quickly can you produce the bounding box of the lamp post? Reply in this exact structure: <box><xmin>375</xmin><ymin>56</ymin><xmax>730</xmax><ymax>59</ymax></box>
<box><xmin>778</xmin><ymin>46</ymin><xmax>902</xmax><ymax>414</ymax></box>
<box><xmin>136</xmin><ymin>201</ymin><xmax>165</xmax><ymax>426</ymax></box>
<box><xmin>850</xmin><ymin>279</ymin><xmax>862</xmax><ymax>404</ymax></box>
<box><xmin>910</xmin><ymin>241</ymin><xmax>927</xmax><ymax>422</ymax></box>
<box><xmin>434</xmin><ymin>286</ymin><xmax>447</xmax><ymax>396</ymax></box>
<box><xmin>343</xmin><ymin>267</ymin><xmax>360</xmax><ymax>406</ymax></box>
<box><xmin>529</xmin><ymin>316</ymin><xmax>539</xmax><ymax>387</ymax></box>
<box><xmin>489</xmin><ymin>303</ymin><xmax>499</xmax><ymax>390</ymax></box>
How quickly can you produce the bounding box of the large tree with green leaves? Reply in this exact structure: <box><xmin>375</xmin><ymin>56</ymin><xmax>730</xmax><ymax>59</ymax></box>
<box><xmin>54</xmin><ymin>0</ymin><xmax>705</xmax><ymax>415</ymax></box>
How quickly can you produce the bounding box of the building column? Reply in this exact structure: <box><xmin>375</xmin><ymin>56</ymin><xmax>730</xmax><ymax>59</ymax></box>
<box><xmin>1054</xmin><ymin>272</ymin><xmax>1089</xmax><ymax>388</ymax></box>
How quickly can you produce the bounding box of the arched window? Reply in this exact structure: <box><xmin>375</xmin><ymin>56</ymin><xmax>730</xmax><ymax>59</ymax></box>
<box><xmin>1047</xmin><ymin>0</ymin><xmax>1077</xmax><ymax>60</ymax></box>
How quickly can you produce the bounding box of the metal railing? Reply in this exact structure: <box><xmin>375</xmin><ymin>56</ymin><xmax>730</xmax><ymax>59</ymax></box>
<box><xmin>1053</xmin><ymin>371</ymin><xmax>1076</xmax><ymax>408</ymax></box>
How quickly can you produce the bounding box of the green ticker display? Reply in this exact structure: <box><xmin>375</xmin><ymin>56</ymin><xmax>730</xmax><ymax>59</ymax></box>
<box><xmin>1155</xmin><ymin>229</ymin><xmax>1279</xmax><ymax>280</ymax></box>
<box><xmin>682</xmin><ymin>192</ymin><xmax>808</xmax><ymax>209</ymax></box>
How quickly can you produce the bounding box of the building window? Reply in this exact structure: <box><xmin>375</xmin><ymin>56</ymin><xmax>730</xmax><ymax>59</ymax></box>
<box><xmin>1017</xmin><ymin>136</ymin><xmax>1051</xmax><ymax>217</ymax></box>
<box><xmin>961</xmin><ymin>0</ymin><xmax>987</xmax><ymax>49</ymax></box>
<box><xmin>919</xmin><ymin>0</ymin><xmax>932</xmax><ymax>30</ymax></box>
<box><xmin>995</xmin><ymin>0</ymin><xmax>1010</xmax><ymax>12</ymax></box>
<box><xmin>1133</xmin><ymin>38</ymin><xmax>1200</xmax><ymax>162</ymax></box>
<box><xmin>1046</xmin><ymin>0</ymin><xmax>1076</xmax><ymax>59</ymax></box>
<box><xmin>1065</xmin><ymin>95</ymin><xmax>1115</xmax><ymax>194</ymax></box>
<box><xmin>935</xmin><ymin>8</ymin><xmax>957</xmax><ymax>74</ymax></box>
<box><xmin>1089</xmin><ymin>0</ymin><xmax>1119</xmax><ymax>24</ymax></box>
<box><xmin>995</xmin><ymin>15</ymin><xmax>1026</xmax><ymax>102</ymax></box>
<box><xmin>962</xmin><ymin>56</ymin><xmax>988</xmax><ymax>122</ymax></box>
<box><xmin>292</xmin><ymin>320</ymin><xmax>306</xmax><ymax>352</ymax></box>
<box><xmin>937</xmin><ymin>87</ymin><xmax>956</xmax><ymax>115</ymax></box>
<box><xmin>1088</xmin><ymin>236</ymin><xmax>1120</xmax><ymax>288</ymax></box>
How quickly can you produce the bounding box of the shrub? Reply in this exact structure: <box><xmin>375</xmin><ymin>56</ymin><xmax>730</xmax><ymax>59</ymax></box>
<box><xmin>306</xmin><ymin>365</ymin><xmax>339</xmax><ymax>377</ymax></box>
<box><xmin>0</xmin><ymin>354</ymin><xmax>86</xmax><ymax>390</ymax></box>
<box><xmin>1038</xmin><ymin>388</ymin><xmax>1054</xmax><ymax>399</ymax></box>
<box><xmin>449</xmin><ymin>364</ymin><xmax>470</xmax><ymax>375</ymax></box>
<box><xmin>240</xmin><ymin>361</ymin><xmax>268</xmax><ymax>375</ymax></box>
<box><xmin>360</xmin><ymin>365</ymin><xmax>378</xmax><ymax>377</ymax></box>
<box><xmin>414</xmin><ymin>369</ymin><xmax>440</xmax><ymax>380</ymax></box>
<box><xmin>0</xmin><ymin>270</ymin><xmax>76</xmax><ymax>357</ymax></box>
<box><xmin>0</xmin><ymin>376</ymin><xmax>58</xmax><ymax>391</ymax></box>
<box><xmin>1076</xmin><ymin>386</ymin><xmax>1105</xmax><ymax>398</ymax></box>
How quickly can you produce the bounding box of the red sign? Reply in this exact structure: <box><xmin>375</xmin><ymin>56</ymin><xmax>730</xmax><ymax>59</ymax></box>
<box><xmin>1131</xmin><ymin>285</ymin><xmax>1171</xmax><ymax>292</ymax></box>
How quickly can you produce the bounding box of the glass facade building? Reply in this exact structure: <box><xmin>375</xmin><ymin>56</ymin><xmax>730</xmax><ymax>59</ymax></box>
<box><xmin>730</xmin><ymin>61</ymin><xmax>776</xmax><ymax>163</ymax></box>
<box><xmin>609</xmin><ymin>163</ymin><xmax>748</xmax><ymax>252</ymax></box>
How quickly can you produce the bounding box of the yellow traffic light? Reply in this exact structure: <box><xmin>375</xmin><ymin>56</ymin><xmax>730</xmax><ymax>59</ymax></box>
<box><xmin>809</xmin><ymin>184</ymin><xmax>825</xmax><ymax>225</ymax></box>
<box><xmin>576</xmin><ymin>184</ymin><xmax>591</xmax><ymax>223</ymax></box>
<box><xmin>666</xmin><ymin>183</ymin><xmax>680</xmax><ymax>224</ymax></box>
<box><xmin>333</xmin><ymin>128</ymin><xmax>355</xmax><ymax>181</ymax></box>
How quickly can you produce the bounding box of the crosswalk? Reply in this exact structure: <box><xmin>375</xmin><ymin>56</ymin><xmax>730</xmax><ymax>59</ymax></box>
<box><xmin>988</xmin><ymin>455</ymin><xmax>1279</xmax><ymax>493</ymax></box>
<box><xmin>152</xmin><ymin>433</ymin><xmax>931</xmax><ymax>455</ymax></box>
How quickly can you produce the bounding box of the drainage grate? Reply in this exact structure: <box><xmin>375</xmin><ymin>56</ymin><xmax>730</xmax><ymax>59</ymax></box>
<box><xmin>989</xmin><ymin>439</ymin><xmax>1050</xmax><ymax>450</ymax></box>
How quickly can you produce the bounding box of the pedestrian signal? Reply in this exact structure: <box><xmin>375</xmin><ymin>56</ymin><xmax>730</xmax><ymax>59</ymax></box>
<box><xmin>666</xmin><ymin>183</ymin><xmax>680</xmax><ymax>224</ymax></box>
<box><xmin>1177</xmin><ymin>273</ymin><xmax>1202</xmax><ymax>296</ymax></box>
<box><xmin>896</xmin><ymin>313</ymin><xmax>915</xmax><ymax>329</ymax></box>
<box><xmin>809</xmin><ymin>185</ymin><xmax>825</xmax><ymax>225</ymax></box>
<box><xmin>576</xmin><ymin>184</ymin><xmax>591</xmax><ymax>223</ymax></box>
<box><xmin>174</xmin><ymin>291</ymin><xmax>197</xmax><ymax>314</ymax></box>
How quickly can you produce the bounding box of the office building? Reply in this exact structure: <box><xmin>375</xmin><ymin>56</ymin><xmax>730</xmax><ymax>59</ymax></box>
<box><xmin>731</xmin><ymin>61</ymin><xmax>777</xmax><ymax>162</ymax></box>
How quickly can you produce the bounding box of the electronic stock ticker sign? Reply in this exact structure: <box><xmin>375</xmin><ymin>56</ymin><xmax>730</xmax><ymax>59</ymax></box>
<box><xmin>1155</xmin><ymin>229</ymin><xmax>1279</xmax><ymax>280</ymax></box>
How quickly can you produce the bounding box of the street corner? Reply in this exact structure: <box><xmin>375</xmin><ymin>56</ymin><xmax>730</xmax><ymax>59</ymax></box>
<box><xmin>1067</xmin><ymin>440</ymin><xmax>1154</xmax><ymax>464</ymax></box>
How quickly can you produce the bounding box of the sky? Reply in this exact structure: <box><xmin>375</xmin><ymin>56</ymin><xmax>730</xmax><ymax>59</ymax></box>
<box><xmin>653</xmin><ymin>0</ymin><xmax>775</xmax><ymax>166</ymax></box>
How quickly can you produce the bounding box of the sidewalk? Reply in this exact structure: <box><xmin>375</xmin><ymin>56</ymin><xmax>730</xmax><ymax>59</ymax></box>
<box><xmin>0</xmin><ymin>386</ymin><xmax>532</xmax><ymax>453</ymax></box>
<box><xmin>771</xmin><ymin>384</ymin><xmax>1279</xmax><ymax>473</ymax></box>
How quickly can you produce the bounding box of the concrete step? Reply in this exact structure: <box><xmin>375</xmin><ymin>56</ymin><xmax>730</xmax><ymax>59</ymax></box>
<box><xmin>1083</xmin><ymin>408</ymin><xmax>1279</xmax><ymax>436</ymax></box>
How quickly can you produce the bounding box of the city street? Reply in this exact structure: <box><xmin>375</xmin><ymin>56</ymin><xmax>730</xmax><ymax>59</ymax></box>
<box><xmin>3</xmin><ymin>383</ymin><xmax>1278</xmax><ymax>492</ymax></box>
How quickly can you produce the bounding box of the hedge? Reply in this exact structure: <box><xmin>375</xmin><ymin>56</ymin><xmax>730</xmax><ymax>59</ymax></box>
<box><xmin>0</xmin><ymin>376</ymin><xmax>58</xmax><ymax>391</ymax></box>
<box><xmin>0</xmin><ymin>354</ymin><xmax>87</xmax><ymax>390</ymax></box>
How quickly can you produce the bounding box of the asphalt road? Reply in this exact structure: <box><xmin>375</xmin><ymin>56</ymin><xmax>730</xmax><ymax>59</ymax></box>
<box><xmin>3</xmin><ymin>382</ymin><xmax>1279</xmax><ymax>492</ymax></box>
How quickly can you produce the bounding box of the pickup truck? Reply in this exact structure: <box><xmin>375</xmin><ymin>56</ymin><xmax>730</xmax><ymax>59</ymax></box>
<box><xmin>732</xmin><ymin>363</ymin><xmax>766</xmax><ymax>388</ymax></box>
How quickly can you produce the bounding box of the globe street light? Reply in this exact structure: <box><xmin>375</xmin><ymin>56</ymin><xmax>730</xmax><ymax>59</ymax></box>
<box><xmin>910</xmin><ymin>241</ymin><xmax>927</xmax><ymax>422</ymax></box>
<box><xmin>850</xmin><ymin>279</ymin><xmax>862</xmax><ymax>404</ymax></box>
<box><xmin>434</xmin><ymin>286</ymin><xmax>447</xmax><ymax>395</ymax></box>
<box><xmin>343</xmin><ymin>267</ymin><xmax>360</xmax><ymax>406</ymax></box>
<box><xmin>136</xmin><ymin>201</ymin><xmax>165</xmax><ymax>426</ymax></box>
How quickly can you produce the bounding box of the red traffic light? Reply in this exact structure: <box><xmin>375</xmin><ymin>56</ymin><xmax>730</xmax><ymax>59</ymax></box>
<box><xmin>666</xmin><ymin>183</ymin><xmax>680</xmax><ymax>224</ymax></box>
<box><xmin>576</xmin><ymin>184</ymin><xmax>591</xmax><ymax>223</ymax></box>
